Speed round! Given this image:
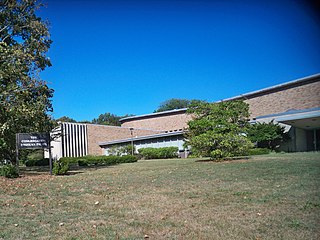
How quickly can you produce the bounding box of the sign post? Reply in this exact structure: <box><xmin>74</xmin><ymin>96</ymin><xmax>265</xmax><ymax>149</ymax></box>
<box><xmin>49</xmin><ymin>140</ymin><xmax>53</xmax><ymax>175</ymax></box>
<box><xmin>16</xmin><ymin>133</ymin><xmax>52</xmax><ymax>175</ymax></box>
<box><xmin>15</xmin><ymin>133</ymin><xmax>19</xmax><ymax>174</ymax></box>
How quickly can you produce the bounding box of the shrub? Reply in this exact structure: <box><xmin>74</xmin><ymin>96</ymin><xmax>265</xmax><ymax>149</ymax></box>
<box><xmin>52</xmin><ymin>161</ymin><xmax>69</xmax><ymax>175</ymax></box>
<box><xmin>25</xmin><ymin>158</ymin><xmax>49</xmax><ymax>167</ymax></box>
<box><xmin>138</xmin><ymin>147</ymin><xmax>178</xmax><ymax>159</ymax></box>
<box><xmin>27</xmin><ymin>150</ymin><xmax>44</xmax><ymax>161</ymax></box>
<box><xmin>82</xmin><ymin>155</ymin><xmax>137</xmax><ymax>165</ymax></box>
<box><xmin>78</xmin><ymin>159</ymin><xmax>88</xmax><ymax>166</ymax></box>
<box><xmin>138</xmin><ymin>148</ymin><xmax>157</xmax><ymax>159</ymax></box>
<box><xmin>248</xmin><ymin>148</ymin><xmax>271</xmax><ymax>155</ymax></box>
<box><xmin>0</xmin><ymin>164</ymin><xmax>19</xmax><ymax>178</ymax></box>
<box><xmin>247</xmin><ymin>120</ymin><xmax>290</xmax><ymax>150</ymax></box>
<box><xmin>108</xmin><ymin>145</ymin><xmax>136</xmax><ymax>156</ymax></box>
<box><xmin>119</xmin><ymin>145</ymin><xmax>135</xmax><ymax>156</ymax></box>
<box><xmin>209</xmin><ymin>134</ymin><xmax>253</xmax><ymax>160</ymax></box>
<box><xmin>58</xmin><ymin>155</ymin><xmax>138</xmax><ymax>170</ymax></box>
<box><xmin>185</xmin><ymin>100</ymin><xmax>252</xmax><ymax>160</ymax></box>
<box><xmin>59</xmin><ymin>157</ymin><xmax>80</xmax><ymax>165</ymax></box>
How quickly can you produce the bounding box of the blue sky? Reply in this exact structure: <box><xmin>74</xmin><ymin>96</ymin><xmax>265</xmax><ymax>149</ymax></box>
<box><xmin>39</xmin><ymin>0</ymin><xmax>320</xmax><ymax>121</ymax></box>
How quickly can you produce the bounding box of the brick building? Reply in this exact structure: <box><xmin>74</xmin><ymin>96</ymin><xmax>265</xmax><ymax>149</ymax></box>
<box><xmin>49</xmin><ymin>73</ymin><xmax>320</xmax><ymax>159</ymax></box>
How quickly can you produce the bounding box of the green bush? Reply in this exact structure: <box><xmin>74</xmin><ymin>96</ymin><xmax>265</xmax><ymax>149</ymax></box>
<box><xmin>58</xmin><ymin>155</ymin><xmax>138</xmax><ymax>169</ymax></box>
<box><xmin>78</xmin><ymin>159</ymin><xmax>88</xmax><ymax>166</ymax></box>
<box><xmin>247</xmin><ymin>120</ymin><xmax>290</xmax><ymax>150</ymax></box>
<box><xmin>209</xmin><ymin>134</ymin><xmax>253</xmax><ymax>160</ymax></box>
<box><xmin>248</xmin><ymin>148</ymin><xmax>271</xmax><ymax>155</ymax></box>
<box><xmin>138</xmin><ymin>147</ymin><xmax>178</xmax><ymax>159</ymax></box>
<box><xmin>108</xmin><ymin>145</ymin><xmax>135</xmax><ymax>156</ymax></box>
<box><xmin>52</xmin><ymin>161</ymin><xmax>69</xmax><ymax>175</ymax></box>
<box><xmin>27</xmin><ymin>150</ymin><xmax>44</xmax><ymax>161</ymax></box>
<box><xmin>25</xmin><ymin>158</ymin><xmax>49</xmax><ymax>167</ymax></box>
<box><xmin>0</xmin><ymin>164</ymin><xmax>19</xmax><ymax>178</ymax></box>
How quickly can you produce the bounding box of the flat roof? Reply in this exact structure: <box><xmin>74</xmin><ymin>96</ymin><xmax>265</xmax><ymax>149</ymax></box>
<box><xmin>120</xmin><ymin>73</ymin><xmax>320</xmax><ymax>123</ymax></box>
<box><xmin>222</xmin><ymin>73</ymin><xmax>320</xmax><ymax>102</ymax></box>
<box><xmin>99</xmin><ymin>131</ymin><xmax>184</xmax><ymax>146</ymax></box>
<box><xmin>59</xmin><ymin>121</ymin><xmax>163</xmax><ymax>132</ymax></box>
<box><xmin>275</xmin><ymin>109</ymin><xmax>320</xmax><ymax>122</ymax></box>
<box><xmin>255</xmin><ymin>107</ymin><xmax>320</xmax><ymax>120</ymax></box>
<box><xmin>119</xmin><ymin>108</ymin><xmax>188</xmax><ymax>123</ymax></box>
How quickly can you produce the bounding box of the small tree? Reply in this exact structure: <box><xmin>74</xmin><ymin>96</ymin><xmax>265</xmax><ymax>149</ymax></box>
<box><xmin>247</xmin><ymin>120</ymin><xmax>289</xmax><ymax>150</ymax></box>
<box><xmin>185</xmin><ymin>100</ymin><xmax>253</xmax><ymax>160</ymax></box>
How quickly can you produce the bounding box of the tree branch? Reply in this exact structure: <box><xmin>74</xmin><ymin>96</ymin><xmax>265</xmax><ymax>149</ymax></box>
<box><xmin>0</xmin><ymin>26</ymin><xmax>8</xmax><ymax>33</ymax></box>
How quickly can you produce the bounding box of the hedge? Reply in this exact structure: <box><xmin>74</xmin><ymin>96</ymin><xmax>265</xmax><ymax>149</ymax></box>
<box><xmin>138</xmin><ymin>147</ymin><xmax>178</xmax><ymax>159</ymax></box>
<box><xmin>59</xmin><ymin>155</ymin><xmax>138</xmax><ymax>166</ymax></box>
<box><xmin>52</xmin><ymin>155</ymin><xmax>138</xmax><ymax>175</ymax></box>
<box><xmin>25</xmin><ymin>158</ymin><xmax>49</xmax><ymax>167</ymax></box>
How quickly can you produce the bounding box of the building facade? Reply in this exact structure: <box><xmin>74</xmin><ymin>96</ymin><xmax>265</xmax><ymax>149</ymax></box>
<box><xmin>49</xmin><ymin>74</ymin><xmax>320</xmax><ymax>159</ymax></box>
<box><xmin>48</xmin><ymin>122</ymin><xmax>163</xmax><ymax>160</ymax></box>
<box><xmin>99</xmin><ymin>131</ymin><xmax>186</xmax><ymax>158</ymax></box>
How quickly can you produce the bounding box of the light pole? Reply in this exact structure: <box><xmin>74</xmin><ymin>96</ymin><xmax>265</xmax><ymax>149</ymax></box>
<box><xmin>130</xmin><ymin>128</ymin><xmax>134</xmax><ymax>155</ymax></box>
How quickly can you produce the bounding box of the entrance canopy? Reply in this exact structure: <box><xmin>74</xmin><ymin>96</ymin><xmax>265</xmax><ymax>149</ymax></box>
<box><xmin>275</xmin><ymin>109</ymin><xmax>320</xmax><ymax>130</ymax></box>
<box><xmin>255</xmin><ymin>107</ymin><xmax>320</xmax><ymax>130</ymax></box>
<box><xmin>256</xmin><ymin>108</ymin><xmax>320</xmax><ymax>151</ymax></box>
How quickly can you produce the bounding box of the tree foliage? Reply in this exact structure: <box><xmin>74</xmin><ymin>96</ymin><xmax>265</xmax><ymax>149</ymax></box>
<box><xmin>185</xmin><ymin>100</ymin><xmax>253</xmax><ymax>160</ymax></box>
<box><xmin>92</xmin><ymin>112</ymin><xmax>133</xmax><ymax>126</ymax></box>
<box><xmin>154</xmin><ymin>98</ymin><xmax>191</xmax><ymax>112</ymax></box>
<box><xmin>247</xmin><ymin>120</ymin><xmax>289</xmax><ymax>150</ymax></box>
<box><xmin>56</xmin><ymin>116</ymin><xmax>77</xmax><ymax>123</ymax></box>
<box><xmin>0</xmin><ymin>0</ymin><xmax>54</xmax><ymax>161</ymax></box>
<box><xmin>107</xmin><ymin>144</ymin><xmax>135</xmax><ymax>156</ymax></box>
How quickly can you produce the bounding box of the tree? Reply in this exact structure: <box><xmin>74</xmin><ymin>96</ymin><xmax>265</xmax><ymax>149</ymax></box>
<box><xmin>92</xmin><ymin>112</ymin><xmax>133</xmax><ymax>126</ymax></box>
<box><xmin>0</xmin><ymin>0</ymin><xmax>54</xmax><ymax>162</ymax></box>
<box><xmin>247</xmin><ymin>120</ymin><xmax>289</xmax><ymax>150</ymax></box>
<box><xmin>154</xmin><ymin>98</ymin><xmax>191</xmax><ymax>112</ymax></box>
<box><xmin>56</xmin><ymin>116</ymin><xmax>77</xmax><ymax>123</ymax></box>
<box><xmin>185</xmin><ymin>100</ymin><xmax>253</xmax><ymax>160</ymax></box>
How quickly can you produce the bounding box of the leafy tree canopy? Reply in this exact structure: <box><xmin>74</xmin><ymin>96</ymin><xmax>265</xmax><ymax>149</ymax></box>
<box><xmin>0</xmin><ymin>0</ymin><xmax>54</xmax><ymax>161</ymax></box>
<box><xmin>55</xmin><ymin>113</ymin><xmax>133</xmax><ymax>126</ymax></box>
<box><xmin>154</xmin><ymin>98</ymin><xmax>192</xmax><ymax>112</ymax></box>
<box><xmin>92</xmin><ymin>112</ymin><xmax>133</xmax><ymax>126</ymax></box>
<box><xmin>247</xmin><ymin>120</ymin><xmax>289</xmax><ymax>150</ymax></box>
<box><xmin>56</xmin><ymin>116</ymin><xmax>77</xmax><ymax>123</ymax></box>
<box><xmin>185</xmin><ymin>100</ymin><xmax>253</xmax><ymax>160</ymax></box>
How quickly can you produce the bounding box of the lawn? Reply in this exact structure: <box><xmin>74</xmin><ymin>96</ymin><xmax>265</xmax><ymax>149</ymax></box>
<box><xmin>1</xmin><ymin>152</ymin><xmax>319</xmax><ymax>239</ymax></box>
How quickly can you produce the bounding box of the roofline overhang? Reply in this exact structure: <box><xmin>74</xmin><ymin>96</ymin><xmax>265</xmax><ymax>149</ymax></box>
<box><xmin>221</xmin><ymin>73</ymin><xmax>320</xmax><ymax>102</ymax></box>
<box><xmin>58</xmin><ymin>121</ymin><xmax>163</xmax><ymax>132</ymax></box>
<box><xmin>119</xmin><ymin>108</ymin><xmax>188</xmax><ymax>123</ymax></box>
<box><xmin>255</xmin><ymin>107</ymin><xmax>320</xmax><ymax>120</ymax></box>
<box><xmin>99</xmin><ymin>131</ymin><xmax>185</xmax><ymax>146</ymax></box>
<box><xmin>276</xmin><ymin>110</ymin><xmax>320</xmax><ymax>123</ymax></box>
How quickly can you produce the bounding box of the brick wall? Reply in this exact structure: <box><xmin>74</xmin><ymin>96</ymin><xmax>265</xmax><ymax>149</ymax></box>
<box><xmin>245</xmin><ymin>80</ymin><xmax>320</xmax><ymax>119</ymax></box>
<box><xmin>121</xmin><ymin>112</ymin><xmax>192</xmax><ymax>131</ymax></box>
<box><xmin>121</xmin><ymin>78</ymin><xmax>320</xmax><ymax>129</ymax></box>
<box><xmin>86</xmin><ymin>124</ymin><xmax>163</xmax><ymax>155</ymax></box>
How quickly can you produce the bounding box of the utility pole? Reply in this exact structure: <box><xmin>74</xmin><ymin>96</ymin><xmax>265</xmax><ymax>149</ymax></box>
<box><xmin>130</xmin><ymin>128</ymin><xmax>134</xmax><ymax>155</ymax></box>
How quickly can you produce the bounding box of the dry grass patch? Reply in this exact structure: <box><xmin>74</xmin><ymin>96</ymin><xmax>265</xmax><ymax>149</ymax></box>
<box><xmin>1</xmin><ymin>152</ymin><xmax>319</xmax><ymax>239</ymax></box>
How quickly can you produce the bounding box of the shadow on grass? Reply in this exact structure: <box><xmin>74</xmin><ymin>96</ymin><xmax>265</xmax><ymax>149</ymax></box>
<box><xmin>18</xmin><ymin>164</ymin><xmax>117</xmax><ymax>177</ymax></box>
<box><xmin>195</xmin><ymin>156</ymin><xmax>250</xmax><ymax>163</ymax></box>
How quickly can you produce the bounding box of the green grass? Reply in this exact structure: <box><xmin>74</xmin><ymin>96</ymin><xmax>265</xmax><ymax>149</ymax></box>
<box><xmin>1</xmin><ymin>152</ymin><xmax>319</xmax><ymax>239</ymax></box>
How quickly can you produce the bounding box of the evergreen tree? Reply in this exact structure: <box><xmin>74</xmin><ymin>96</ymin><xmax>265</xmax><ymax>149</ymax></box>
<box><xmin>185</xmin><ymin>100</ymin><xmax>253</xmax><ymax>160</ymax></box>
